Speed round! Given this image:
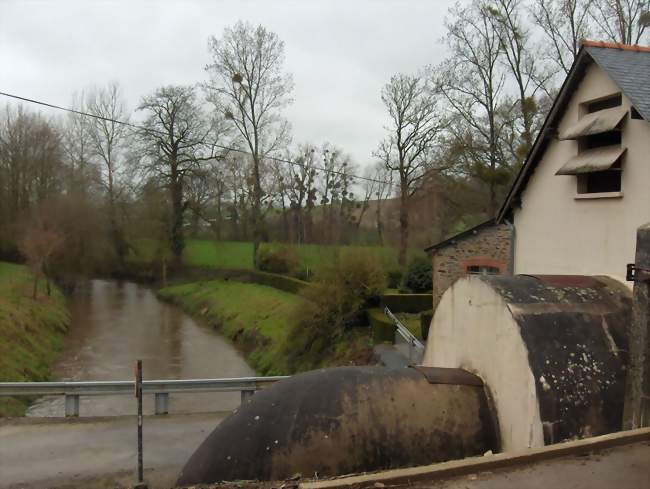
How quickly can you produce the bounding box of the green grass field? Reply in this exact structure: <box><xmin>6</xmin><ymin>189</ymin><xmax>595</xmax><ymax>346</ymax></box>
<box><xmin>0</xmin><ymin>262</ymin><xmax>70</xmax><ymax>416</ymax></box>
<box><xmin>131</xmin><ymin>238</ymin><xmax>404</xmax><ymax>275</ymax></box>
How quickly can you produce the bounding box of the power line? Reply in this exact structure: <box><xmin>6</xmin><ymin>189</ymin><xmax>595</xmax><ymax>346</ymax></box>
<box><xmin>0</xmin><ymin>90</ymin><xmax>393</xmax><ymax>187</ymax></box>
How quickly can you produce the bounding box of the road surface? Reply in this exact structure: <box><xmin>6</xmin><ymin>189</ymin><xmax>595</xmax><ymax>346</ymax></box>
<box><xmin>0</xmin><ymin>412</ymin><xmax>227</xmax><ymax>489</ymax></box>
<box><xmin>409</xmin><ymin>441</ymin><xmax>650</xmax><ymax>489</ymax></box>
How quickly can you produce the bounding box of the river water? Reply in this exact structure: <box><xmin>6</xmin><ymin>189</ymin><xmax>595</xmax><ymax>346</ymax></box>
<box><xmin>27</xmin><ymin>279</ymin><xmax>255</xmax><ymax>417</ymax></box>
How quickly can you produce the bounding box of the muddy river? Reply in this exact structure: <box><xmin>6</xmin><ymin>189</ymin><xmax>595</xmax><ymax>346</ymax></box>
<box><xmin>28</xmin><ymin>279</ymin><xmax>254</xmax><ymax>416</ymax></box>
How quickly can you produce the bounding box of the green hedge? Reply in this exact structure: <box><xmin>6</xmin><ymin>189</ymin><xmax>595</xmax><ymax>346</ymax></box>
<box><xmin>207</xmin><ymin>269</ymin><xmax>309</xmax><ymax>295</ymax></box>
<box><xmin>420</xmin><ymin>309</ymin><xmax>433</xmax><ymax>340</ymax></box>
<box><xmin>367</xmin><ymin>308</ymin><xmax>395</xmax><ymax>343</ymax></box>
<box><xmin>381</xmin><ymin>293</ymin><xmax>432</xmax><ymax>313</ymax></box>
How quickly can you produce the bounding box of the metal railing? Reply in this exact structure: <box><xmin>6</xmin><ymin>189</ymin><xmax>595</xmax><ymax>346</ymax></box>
<box><xmin>384</xmin><ymin>306</ymin><xmax>425</xmax><ymax>364</ymax></box>
<box><xmin>0</xmin><ymin>376</ymin><xmax>288</xmax><ymax>417</ymax></box>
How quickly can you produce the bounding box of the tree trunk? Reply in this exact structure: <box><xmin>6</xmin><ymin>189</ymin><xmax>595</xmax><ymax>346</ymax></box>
<box><xmin>251</xmin><ymin>156</ymin><xmax>263</xmax><ymax>268</ymax></box>
<box><xmin>32</xmin><ymin>272</ymin><xmax>39</xmax><ymax>300</ymax></box>
<box><xmin>107</xmin><ymin>165</ymin><xmax>126</xmax><ymax>267</ymax></box>
<box><xmin>170</xmin><ymin>161</ymin><xmax>185</xmax><ymax>264</ymax></box>
<box><xmin>376</xmin><ymin>199</ymin><xmax>384</xmax><ymax>246</ymax></box>
<box><xmin>215</xmin><ymin>192</ymin><xmax>222</xmax><ymax>240</ymax></box>
<box><xmin>398</xmin><ymin>178</ymin><xmax>409</xmax><ymax>266</ymax></box>
<box><xmin>281</xmin><ymin>199</ymin><xmax>289</xmax><ymax>242</ymax></box>
<box><xmin>305</xmin><ymin>207</ymin><xmax>313</xmax><ymax>244</ymax></box>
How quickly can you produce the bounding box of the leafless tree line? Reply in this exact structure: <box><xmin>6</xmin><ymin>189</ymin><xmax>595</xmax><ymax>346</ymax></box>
<box><xmin>0</xmin><ymin>22</ymin><xmax>375</xmax><ymax>274</ymax></box>
<box><xmin>2</xmin><ymin>4</ymin><xmax>649</xmax><ymax>275</ymax></box>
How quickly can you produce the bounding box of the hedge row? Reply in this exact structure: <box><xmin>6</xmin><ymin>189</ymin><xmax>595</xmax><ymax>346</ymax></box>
<box><xmin>367</xmin><ymin>308</ymin><xmax>395</xmax><ymax>343</ymax></box>
<box><xmin>120</xmin><ymin>261</ymin><xmax>310</xmax><ymax>295</ymax></box>
<box><xmin>420</xmin><ymin>309</ymin><xmax>433</xmax><ymax>340</ymax></box>
<box><xmin>380</xmin><ymin>293</ymin><xmax>432</xmax><ymax>313</ymax></box>
<box><xmin>209</xmin><ymin>269</ymin><xmax>309</xmax><ymax>295</ymax></box>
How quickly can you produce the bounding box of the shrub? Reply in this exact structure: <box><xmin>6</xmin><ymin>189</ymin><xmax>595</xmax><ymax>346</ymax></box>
<box><xmin>420</xmin><ymin>309</ymin><xmax>433</xmax><ymax>340</ymax></box>
<box><xmin>293</xmin><ymin>266</ymin><xmax>313</xmax><ymax>282</ymax></box>
<box><xmin>381</xmin><ymin>293</ymin><xmax>432</xmax><ymax>313</ymax></box>
<box><xmin>403</xmin><ymin>255</ymin><xmax>432</xmax><ymax>293</ymax></box>
<box><xmin>256</xmin><ymin>243</ymin><xmax>299</xmax><ymax>274</ymax></box>
<box><xmin>284</xmin><ymin>249</ymin><xmax>386</xmax><ymax>371</ymax></box>
<box><xmin>386</xmin><ymin>268</ymin><xmax>403</xmax><ymax>289</ymax></box>
<box><xmin>367</xmin><ymin>308</ymin><xmax>395</xmax><ymax>343</ymax></box>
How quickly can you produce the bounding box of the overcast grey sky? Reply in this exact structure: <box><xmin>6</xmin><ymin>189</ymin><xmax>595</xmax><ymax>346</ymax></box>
<box><xmin>0</xmin><ymin>0</ymin><xmax>456</xmax><ymax>167</ymax></box>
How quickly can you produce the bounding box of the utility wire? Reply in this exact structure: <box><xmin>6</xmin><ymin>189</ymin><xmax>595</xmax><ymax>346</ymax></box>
<box><xmin>0</xmin><ymin>90</ymin><xmax>393</xmax><ymax>187</ymax></box>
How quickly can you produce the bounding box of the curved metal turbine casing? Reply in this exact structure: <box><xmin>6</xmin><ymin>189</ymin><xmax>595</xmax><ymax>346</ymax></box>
<box><xmin>177</xmin><ymin>366</ymin><xmax>498</xmax><ymax>485</ymax></box>
<box><xmin>424</xmin><ymin>274</ymin><xmax>631</xmax><ymax>450</ymax></box>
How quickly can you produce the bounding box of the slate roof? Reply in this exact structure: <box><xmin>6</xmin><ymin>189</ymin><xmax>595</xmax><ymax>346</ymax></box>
<box><xmin>495</xmin><ymin>41</ymin><xmax>650</xmax><ymax>223</ymax></box>
<box><xmin>424</xmin><ymin>218</ymin><xmax>496</xmax><ymax>253</ymax></box>
<box><xmin>586</xmin><ymin>42</ymin><xmax>650</xmax><ymax>121</ymax></box>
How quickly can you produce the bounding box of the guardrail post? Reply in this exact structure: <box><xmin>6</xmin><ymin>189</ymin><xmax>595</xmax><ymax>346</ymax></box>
<box><xmin>154</xmin><ymin>393</ymin><xmax>169</xmax><ymax>415</ymax></box>
<box><xmin>241</xmin><ymin>389</ymin><xmax>255</xmax><ymax>405</ymax></box>
<box><xmin>64</xmin><ymin>394</ymin><xmax>79</xmax><ymax>417</ymax></box>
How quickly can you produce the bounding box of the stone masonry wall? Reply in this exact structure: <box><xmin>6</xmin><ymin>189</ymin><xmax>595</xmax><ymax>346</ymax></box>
<box><xmin>431</xmin><ymin>223</ymin><xmax>512</xmax><ymax>311</ymax></box>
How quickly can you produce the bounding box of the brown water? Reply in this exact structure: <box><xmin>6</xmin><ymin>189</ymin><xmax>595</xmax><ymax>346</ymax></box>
<box><xmin>27</xmin><ymin>279</ymin><xmax>255</xmax><ymax>417</ymax></box>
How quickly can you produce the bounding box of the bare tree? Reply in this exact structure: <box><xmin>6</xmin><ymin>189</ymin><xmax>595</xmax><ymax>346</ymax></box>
<box><xmin>532</xmin><ymin>0</ymin><xmax>595</xmax><ymax>75</ymax></box>
<box><xmin>86</xmin><ymin>82</ymin><xmax>130</xmax><ymax>265</ymax></box>
<box><xmin>437</xmin><ymin>0</ymin><xmax>511</xmax><ymax>217</ymax></box>
<box><xmin>286</xmin><ymin>144</ymin><xmax>318</xmax><ymax>244</ymax></box>
<box><xmin>357</xmin><ymin>163</ymin><xmax>393</xmax><ymax>244</ymax></box>
<box><xmin>317</xmin><ymin>144</ymin><xmax>354</xmax><ymax>244</ymax></box>
<box><xmin>487</xmin><ymin>0</ymin><xmax>554</xmax><ymax>159</ymax></box>
<box><xmin>62</xmin><ymin>92</ymin><xmax>98</xmax><ymax>196</ymax></box>
<box><xmin>205</xmin><ymin>21</ymin><xmax>294</xmax><ymax>266</ymax></box>
<box><xmin>18</xmin><ymin>212</ymin><xmax>65</xmax><ymax>299</ymax></box>
<box><xmin>137</xmin><ymin>85</ymin><xmax>221</xmax><ymax>262</ymax></box>
<box><xmin>374</xmin><ymin>73</ymin><xmax>442</xmax><ymax>265</ymax></box>
<box><xmin>224</xmin><ymin>154</ymin><xmax>253</xmax><ymax>240</ymax></box>
<box><xmin>372</xmin><ymin>164</ymin><xmax>393</xmax><ymax>246</ymax></box>
<box><xmin>0</xmin><ymin>106</ymin><xmax>63</xmax><ymax>218</ymax></box>
<box><xmin>590</xmin><ymin>0</ymin><xmax>650</xmax><ymax>44</ymax></box>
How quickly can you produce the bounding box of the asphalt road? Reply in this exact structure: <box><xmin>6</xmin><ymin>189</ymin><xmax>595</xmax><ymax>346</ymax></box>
<box><xmin>410</xmin><ymin>441</ymin><xmax>650</xmax><ymax>489</ymax></box>
<box><xmin>0</xmin><ymin>412</ymin><xmax>227</xmax><ymax>489</ymax></box>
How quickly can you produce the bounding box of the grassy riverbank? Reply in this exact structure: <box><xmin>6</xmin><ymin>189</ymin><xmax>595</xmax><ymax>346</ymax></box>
<box><xmin>158</xmin><ymin>279</ymin><xmax>374</xmax><ymax>375</ymax></box>
<box><xmin>0</xmin><ymin>262</ymin><xmax>70</xmax><ymax>416</ymax></box>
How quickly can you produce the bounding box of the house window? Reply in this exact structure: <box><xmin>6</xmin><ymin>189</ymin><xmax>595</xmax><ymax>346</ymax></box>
<box><xmin>577</xmin><ymin>162</ymin><xmax>622</xmax><ymax>194</ymax></box>
<box><xmin>631</xmin><ymin>107</ymin><xmax>643</xmax><ymax>120</ymax></box>
<box><xmin>579</xmin><ymin>130</ymin><xmax>621</xmax><ymax>151</ymax></box>
<box><xmin>585</xmin><ymin>93</ymin><xmax>622</xmax><ymax>113</ymax></box>
<box><xmin>467</xmin><ymin>265</ymin><xmax>500</xmax><ymax>275</ymax></box>
<box><xmin>557</xmin><ymin>93</ymin><xmax>628</xmax><ymax>197</ymax></box>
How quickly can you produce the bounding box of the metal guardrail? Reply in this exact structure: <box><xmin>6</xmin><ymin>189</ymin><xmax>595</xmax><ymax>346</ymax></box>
<box><xmin>384</xmin><ymin>307</ymin><xmax>425</xmax><ymax>364</ymax></box>
<box><xmin>0</xmin><ymin>376</ymin><xmax>288</xmax><ymax>417</ymax></box>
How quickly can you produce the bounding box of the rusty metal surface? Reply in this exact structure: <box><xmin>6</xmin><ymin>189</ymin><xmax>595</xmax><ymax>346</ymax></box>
<box><xmin>479</xmin><ymin>274</ymin><xmax>632</xmax><ymax>445</ymax></box>
<box><xmin>413</xmin><ymin>367</ymin><xmax>484</xmax><ymax>387</ymax></box>
<box><xmin>555</xmin><ymin>146</ymin><xmax>626</xmax><ymax>175</ymax></box>
<box><xmin>520</xmin><ymin>274</ymin><xmax>603</xmax><ymax>288</ymax></box>
<box><xmin>559</xmin><ymin>107</ymin><xmax>627</xmax><ymax>140</ymax></box>
<box><xmin>176</xmin><ymin>367</ymin><xmax>498</xmax><ymax>485</ymax></box>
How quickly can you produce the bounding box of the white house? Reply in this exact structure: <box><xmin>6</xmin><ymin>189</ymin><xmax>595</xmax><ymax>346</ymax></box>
<box><xmin>498</xmin><ymin>41</ymin><xmax>650</xmax><ymax>281</ymax></box>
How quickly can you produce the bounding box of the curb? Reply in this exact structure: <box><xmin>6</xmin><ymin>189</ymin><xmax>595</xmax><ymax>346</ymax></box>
<box><xmin>299</xmin><ymin>427</ymin><xmax>650</xmax><ymax>489</ymax></box>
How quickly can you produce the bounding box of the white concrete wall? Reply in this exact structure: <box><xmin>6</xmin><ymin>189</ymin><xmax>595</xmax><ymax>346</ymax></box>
<box><xmin>423</xmin><ymin>277</ymin><xmax>544</xmax><ymax>451</ymax></box>
<box><xmin>514</xmin><ymin>63</ymin><xmax>650</xmax><ymax>280</ymax></box>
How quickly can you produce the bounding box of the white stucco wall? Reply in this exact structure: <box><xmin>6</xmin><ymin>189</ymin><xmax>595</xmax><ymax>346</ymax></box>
<box><xmin>514</xmin><ymin>63</ymin><xmax>650</xmax><ymax>280</ymax></box>
<box><xmin>422</xmin><ymin>277</ymin><xmax>544</xmax><ymax>451</ymax></box>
